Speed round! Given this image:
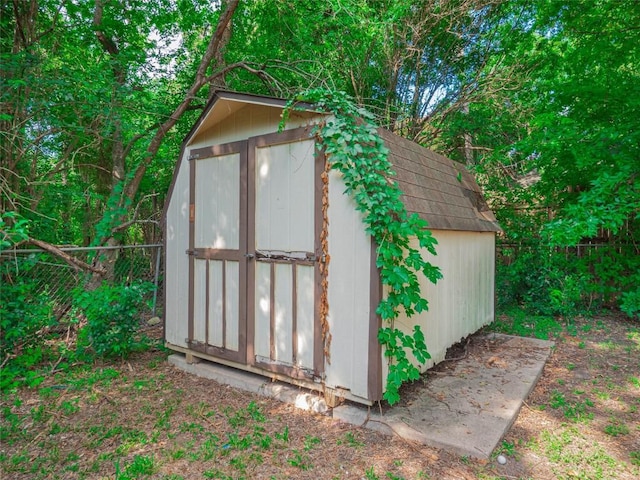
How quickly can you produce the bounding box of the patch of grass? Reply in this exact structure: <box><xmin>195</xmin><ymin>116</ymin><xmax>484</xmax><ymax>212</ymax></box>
<box><xmin>365</xmin><ymin>466</ymin><xmax>380</xmax><ymax>479</ymax></box>
<box><xmin>540</xmin><ymin>428</ymin><xmax>618</xmax><ymax>478</ymax></box>
<box><xmin>59</xmin><ymin>399</ymin><xmax>80</xmax><ymax>415</ymax></box>
<box><xmin>337</xmin><ymin>431</ymin><xmax>365</xmax><ymax>448</ymax></box>
<box><xmin>489</xmin><ymin>308</ymin><xmax>563</xmax><ymax>340</ymax></box>
<box><xmin>275</xmin><ymin>425</ymin><xmax>289</xmax><ymax>442</ymax></box>
<box><xmin>116</xmin><ymin>429</ymin><xmax>149</xmax><ymax>455</ymax></box>
<box><xmin>203</xmin><ymin>469</ymin><xmax>233</xmax><ymax>479</ymax></box>
<box><xmin>604</xmin><ymin>421</ymin><xmax>629</xmax><ymax>437</ymax></box>
<box><xmin>304</xmin><ymin>434</ymin><xmax>321</xmax><ymax>451</ymax></box>
<box><xmin>179</xmin><ymin>421</ymin><xmax>205</xmax><ymax>435</ymax></box>
<box><xmin>385</xmin><ymin>473</ymin><xmax>406</xmax><ymax>480</ymax></box>
<box><xmin>68</xmin><ymin>367</ymin><xmax>122</xmax><ymax>390</ymax></box>
<box><xmin>548</xmin><ymin>390</ymin><xmax>594</xmax><ymax>422</ymax></box>
<box><xmin>287</xmin><ymin>449</ymin><xmax>312</xmax><ymax>470</ymax></box>
<box><xmin>196</xmin><ymin>435</ymin><xmax>220</xmax><ymax>461</ymax></box>
<box><xmin>116</xmin><ymin>454</ymin><xmax>157</xmax><ymax>479</ymax></box>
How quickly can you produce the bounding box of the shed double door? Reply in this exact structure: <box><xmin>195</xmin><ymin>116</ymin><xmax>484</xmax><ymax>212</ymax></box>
<box><xmin>187</xmin><ymin>128</ymin><xmax>323</xmax><ymax>380</ymax></box>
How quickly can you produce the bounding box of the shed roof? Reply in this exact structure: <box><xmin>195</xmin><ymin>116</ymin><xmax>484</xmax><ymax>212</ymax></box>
<box><xmin>187</xmin><ymin>91</ymin><xmax>500</xmax><ymax>233</ymax></box>
<box><xmin>380</xmin><ymin>129</ymin><xmax>501</xmax><ymax>232</ymax></box>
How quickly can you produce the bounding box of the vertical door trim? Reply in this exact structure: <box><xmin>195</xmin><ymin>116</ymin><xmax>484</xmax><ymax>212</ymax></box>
<box><xmin>246</xmin><ymin>137</ymin><xmax>257</xmax><ymax>366</ymax></box>
<box><xmin>313</xmin><ymin>144</ymin><xmax>325</xmax><ymax>376</ymax></box>
<box><xmin>367</xmin><ymin>238</ymin><xmax>383</xmax><ymax>401</ymax></box>
<box><xmin>188</xmin><ymin>158</ymin><xmax>196</xmax><ymax>343</ymax></box>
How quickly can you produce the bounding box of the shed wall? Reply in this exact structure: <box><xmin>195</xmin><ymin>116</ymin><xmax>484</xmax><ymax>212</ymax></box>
<box><xmin>191</xmin><ymin>104</ymin><xmax>315</xmax><ymax>146</ymax></box>
<box><xmin>385</xmin><ymin>230</ymin><xmax>496</xmax><ymax>382</ymax></box>
<box><xmin>324</xmin><ymin>170</ymin><xmax>373</xmax><ymax>401</ymax></box>
<box><xmin>165</xmin><ymin>148</ymin><xmax>190</xmax><ymax>348</ymax></box>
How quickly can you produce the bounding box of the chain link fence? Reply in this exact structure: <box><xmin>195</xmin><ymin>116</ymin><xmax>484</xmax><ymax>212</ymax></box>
<box><xmin>0</xmin><ymin>244</ymin><xmax>163</xmax><ymax>322</ymax></box>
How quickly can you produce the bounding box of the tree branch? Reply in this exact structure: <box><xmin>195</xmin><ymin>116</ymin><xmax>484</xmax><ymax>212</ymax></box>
<box><xmin>123</xmin><ymin>0</ymin><xmax>239</xmax><ymax>202</ymax></box>
<box><xmin>28</xmin><ymin>237</ymin><xmax>106</xmax><ymax>275</ymax></box>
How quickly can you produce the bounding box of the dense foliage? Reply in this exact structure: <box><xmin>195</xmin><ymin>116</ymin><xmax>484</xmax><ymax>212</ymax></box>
<box><xmin>1</xmin><ymin>0</ymin><xmax>638</xmax><ymax>394</ymax></box>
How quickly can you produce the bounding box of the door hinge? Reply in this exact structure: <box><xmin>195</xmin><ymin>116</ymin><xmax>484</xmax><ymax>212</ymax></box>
<box><xmin>189</xmin><ymin>204</ymin><xmax>195</xmax><ymax>222</ymax></box>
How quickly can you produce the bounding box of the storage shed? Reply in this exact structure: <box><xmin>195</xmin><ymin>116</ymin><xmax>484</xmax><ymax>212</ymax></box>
<box><xmin>163</xmin><ymin>91</ymin><xmax>501</xmax><ymax>406</ymax></box>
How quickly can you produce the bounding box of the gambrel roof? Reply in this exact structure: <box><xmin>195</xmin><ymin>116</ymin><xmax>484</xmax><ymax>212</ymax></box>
<box><xmin>380</xmin><ymin>129</ymin><xmax>501</xmax><ymax>232</ymax></box>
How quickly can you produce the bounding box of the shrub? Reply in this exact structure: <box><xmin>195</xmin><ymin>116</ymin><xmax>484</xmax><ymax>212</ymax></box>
<box><xmin>620</xmin><ymin>285</ymin><xmax>640</xmax><ymax>320</ymax></box>
<box><xmin>74</xmin><ymin>282</ymin><xmax>153</xmax><ymax>359</ymax></box>
<box><xmin>497</xmin><ymin>241</ymin><xmax>639</xmax><ymax>319</ymax></box>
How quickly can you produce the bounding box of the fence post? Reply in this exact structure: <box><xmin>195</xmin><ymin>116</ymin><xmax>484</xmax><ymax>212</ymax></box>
<box><xmin>152</xmin><ymin>245</ymin><xmax>161</xmax><ymax>317</ymax></box>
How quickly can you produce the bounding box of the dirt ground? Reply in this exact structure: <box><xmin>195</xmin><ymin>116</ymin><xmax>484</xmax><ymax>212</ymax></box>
<box><xmin>1</xmin><ymin>313</ymin><xmax>639</xmax><ymax>479</ymax></box>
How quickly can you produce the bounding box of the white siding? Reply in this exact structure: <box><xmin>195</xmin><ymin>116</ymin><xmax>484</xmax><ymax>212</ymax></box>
<box><xmin>383</xmin><ymin>230</ymin><xmax>496</xmax><ymax>386</ymax></box>
<box><xmin>207</xmin><ymin>260</ymin><xmax>224</xmax><ymax>347</ymax></box>
<box><xmin>325</xmin><ymin>170</ymin><xmax>372</xmax><ymax>399</ymax></box>
<box><xmin>193</xmin><ymin>259</ymin><xmax>207</xmax><ymax>343</ymax></box>
<box><xmin>192</xmin><ymin>103</ymin><xmax>319</xmax><ymax>146</ymax></box>
<box><xmin>164</xmin><ymin>151</ymin><xmax>190</xmax><ymax>348</ymax></box>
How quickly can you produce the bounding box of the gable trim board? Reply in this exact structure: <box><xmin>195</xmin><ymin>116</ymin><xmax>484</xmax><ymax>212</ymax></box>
<box><xmin>163</xmin><ymin>91</ymin><xmax>500</xmax><ymax>405</ymax></box>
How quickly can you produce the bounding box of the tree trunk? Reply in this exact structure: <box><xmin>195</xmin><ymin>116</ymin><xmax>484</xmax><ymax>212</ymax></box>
<box><xmin>87</xmin><ymin>0</ymin><xmax>239</xmax><ymax>287</ymax></box>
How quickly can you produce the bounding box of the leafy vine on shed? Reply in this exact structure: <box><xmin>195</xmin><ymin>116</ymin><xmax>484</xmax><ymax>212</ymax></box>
<box><xmin>282</xmin><ymin>90</ymin><xmax>443</xmax><ymax>404</ymax></box>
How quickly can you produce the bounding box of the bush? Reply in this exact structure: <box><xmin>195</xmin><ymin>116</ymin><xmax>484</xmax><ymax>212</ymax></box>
<box><xmin>0</xmin><ymin>257</ymin><xmax>58</xmax><ymax>389</ymax></box>
<box><xmin>496</xmin><ymin>242</ymin><xmax>639</xmax><ymax>319</ymax></box>
<box><xmin>620</xmin><ymin>284</ymin><xmax>640</xmax><ymax>320</ymax></box>
<box><xmin>74</xmin><ymin>282</ymin><xmax>153</xmax><ymax>359</ymax></box>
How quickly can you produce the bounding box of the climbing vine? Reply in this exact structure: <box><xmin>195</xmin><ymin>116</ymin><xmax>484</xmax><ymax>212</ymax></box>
<box><xmin>283</xmin><ymin>90</ymin><xmax>443</xmax><ymax>405</ymax></box>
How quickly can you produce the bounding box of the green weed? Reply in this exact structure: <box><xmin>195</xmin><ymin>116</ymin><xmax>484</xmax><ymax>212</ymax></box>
<box><xmin>287</xmin><ymin>450</ymin><xmax>312</xmax><ymax>470</ymax></box>
<box><xmin>337</xmin><ymin>431</ymin><xmax>364</xmax><ymax>447</ymax></box>
<box><xmin>304</xmin><ymin>434</ymin><xmax>321</xmax><ymax>451</ymax></box>
<box><xmin>604</xmin><ymin>421</ymin><xmax>629</xmax><ymax>437</ymax></box>
<box><xmin>365</xmin><ymin>467</ymin><xmax>380</xmax><ymax>479</ymax></box>
<box><xmin>116</xmin><ymin>454</ymin><xmax>156</xmax><ymax>479</ymax></box>
<box><xmin>548</xmin><ymin>390</ymin><xmax>594</xmax><ymax>422</ymax></box>
<box><xmin>498</xmin><ymin>440</ymin><xmax>516</xmax><ymax>457</ymax></box>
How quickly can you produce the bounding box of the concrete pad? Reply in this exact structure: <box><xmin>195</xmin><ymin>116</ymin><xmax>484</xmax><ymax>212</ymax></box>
<box><xmin>169</xmin><ymin>333</ymin><xmax>552</xmax><ymax>459</ymax></box>
<box><xmin>168</xmin><ymin>354</ymin><xmax>329</xmax><ymax>414</ymax></box>
<box><xmin>333</xmin><ymin>334</ymin><xmax>553</xmax><ymax>459</ymax></box>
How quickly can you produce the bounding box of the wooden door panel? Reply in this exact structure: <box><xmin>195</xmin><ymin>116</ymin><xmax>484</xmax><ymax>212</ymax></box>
<box><xmin>272</xmin><ymin>263</ymin><xmax>294</xmax><ymax>364</ymax></box>
<box><xmin>188</xmin><ymin>142</ymin><xmax>246</xmax><ymax>364</ymax></box>
<box><xmin>255</xmin><ymin>140</ymin><xmax>315</xmax><ymax>252</ymax></box>
<box><xmin>295</xmin><ymin>265</ymin><xmax>315</xmax><ymax>370</ymax></box>
<box><xmin>192</xmin><ymin>258</ymin><xmax>208</xmax><ymax>344</ymax></box>
<box><xmin>248</xmin><ymin>130</ymin><xmax>321</xmax><ymax>379</ymax></box>
<box><xmin>194</xmin><ymin>153</ymin><xmax>240</xmax><ymax>249</ymax></box>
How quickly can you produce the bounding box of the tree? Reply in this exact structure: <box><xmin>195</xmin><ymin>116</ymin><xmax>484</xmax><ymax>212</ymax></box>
<box><xmin>463</xmin><ymin>0</ymin><xmax>640</xmax><ymax>314</ymax></box>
